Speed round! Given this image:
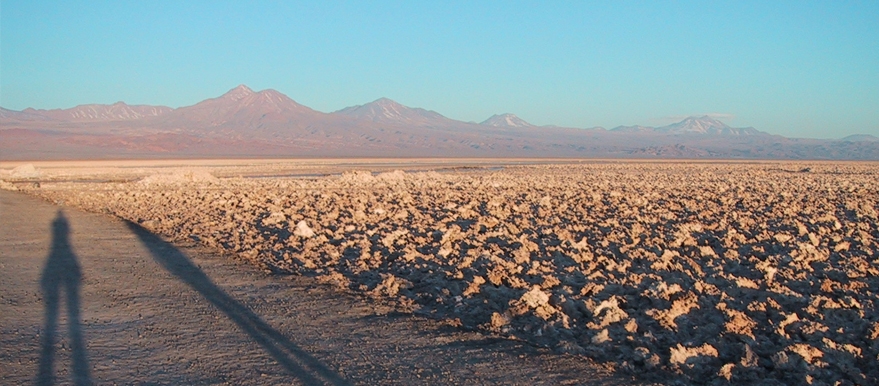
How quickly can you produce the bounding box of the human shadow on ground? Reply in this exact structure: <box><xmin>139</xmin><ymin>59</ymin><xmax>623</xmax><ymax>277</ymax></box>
<box><xmin>38</xmin><ymin>210</ymin><xmax>92</xmax><ymax>386</ymax></box>
<box><xmin>125</xmin><ymin>221</ymin><xmax>349</xmax><ymax>386</ymax></box>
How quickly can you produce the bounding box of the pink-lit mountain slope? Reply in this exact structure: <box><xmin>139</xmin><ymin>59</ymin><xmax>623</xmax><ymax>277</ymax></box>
<box><xmin>2</xmin><ymin>85</ymin><xmax>877</xmax><ymax>160</ymax></box>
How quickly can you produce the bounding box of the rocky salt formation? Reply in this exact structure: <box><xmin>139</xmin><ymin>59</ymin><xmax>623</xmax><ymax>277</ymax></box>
<box><xmin>137</xmin><ymin>171</ymin><xmax>220</xmax><ymax>186</ymax></box>
<box><xmin>10</xmin><ymin>163</ymin><xmax>42</xmax><ymax>178</ymax></box>
<box><xmin>16</xmin><ymin>163</ymin><xmax>879</xmax><ymax>385</ymax></box>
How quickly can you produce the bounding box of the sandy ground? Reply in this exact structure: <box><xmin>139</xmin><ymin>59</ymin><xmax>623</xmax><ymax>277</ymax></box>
<box><xmin>0</xmin><ymin>189</ymin><xmax>637</xmax><ymax>385</ymax></box>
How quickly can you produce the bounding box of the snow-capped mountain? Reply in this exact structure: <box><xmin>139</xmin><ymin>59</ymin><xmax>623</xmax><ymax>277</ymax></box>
<box><xmin>656</xmin><ymin>116</ymin><xmax>762</xmax><ymax>135</ymax></box>
<box><xmin>221</xmin><ymin>84</ymin><xmax>256</xmax><ymax>102</ymax></box>
<box><xmin>480</xmin><ymin>114</ymin><xmax>535</xmax><ymax>128</ymax></box>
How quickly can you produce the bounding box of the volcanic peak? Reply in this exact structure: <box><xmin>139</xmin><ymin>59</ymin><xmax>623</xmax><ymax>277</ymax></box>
<box><xmin>342</xmin><ymin>97</ymin><xmax>408</xmax><ymax>118</ymax></box>
<box><xmin>480</xmin><ymin>113</ymin><xmax>534</xmax><ymax>128</ymax></box>
<box><xmin>334</xmin><ymin>97</ymin><xmax>447</xmax><ymax>125</ymax></box>
<box><xmin>658</xmin><ymin>115</ymin><xmax>730</xmax><ymax>133</ymax></box>
<box><xmin>222</xmin><ymin>84</ymin><xmax>256</xmax><ymax>102</ymax></box>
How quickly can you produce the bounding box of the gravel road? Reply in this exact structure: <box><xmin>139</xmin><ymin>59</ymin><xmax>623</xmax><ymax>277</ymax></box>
<box><xmin>0</xmin><ymin>190</ymin><xmax>638</xmax><ymax>385</ymax></box>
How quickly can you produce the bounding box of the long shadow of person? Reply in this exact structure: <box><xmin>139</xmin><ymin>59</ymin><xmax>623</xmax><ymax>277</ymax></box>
<box><xmin>125</xmin><ymin>221</ymin><xmax>349</xmax><ymax>385</ymax></box>
<box><xmin>38</xmin><ymin>210</ymin><xmax>91</xmax><ymax>386</ymax></box>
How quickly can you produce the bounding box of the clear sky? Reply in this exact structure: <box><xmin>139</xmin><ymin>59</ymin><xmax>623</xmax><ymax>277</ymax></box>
<box><xmin>2</xmin><ymin>1</ymin><xmax>877</xmax><ymax>138</ymax></box>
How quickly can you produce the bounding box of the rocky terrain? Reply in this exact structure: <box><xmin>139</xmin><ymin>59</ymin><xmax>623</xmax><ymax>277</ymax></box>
<box><xmin>4</xmin><ymin>161</ymin><xmax>878</xmax><ymax>385</ymax></box>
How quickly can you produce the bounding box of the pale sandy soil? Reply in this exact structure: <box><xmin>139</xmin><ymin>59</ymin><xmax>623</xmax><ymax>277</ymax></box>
<box><xmin>3</xmin><ymin>158</ymin><xmax>878</xmax><ymax>385</ymax></box>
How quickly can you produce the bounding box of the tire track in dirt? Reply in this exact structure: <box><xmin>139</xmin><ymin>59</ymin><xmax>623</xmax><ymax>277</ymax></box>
<box><xmin>0</xmin><ymin>190</ymin><xmax>637</xmax><ymax>385</ymax></box>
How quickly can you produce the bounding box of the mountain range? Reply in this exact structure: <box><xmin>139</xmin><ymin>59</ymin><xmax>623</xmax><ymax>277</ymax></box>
<box><xmin>2</xmin><ymin>85</ymin><xmax>877</xmax><ymax>160</ymax></box>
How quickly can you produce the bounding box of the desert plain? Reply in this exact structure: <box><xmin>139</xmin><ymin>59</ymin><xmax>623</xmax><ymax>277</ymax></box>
<box><xmin>2</xmin><ymin>158</ymin><xmax>878</xmax><ymax>385</ymax></box>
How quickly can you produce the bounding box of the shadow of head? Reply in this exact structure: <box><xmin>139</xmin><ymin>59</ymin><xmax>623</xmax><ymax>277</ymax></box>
<box><xmin>52</xmin><ymin>209</ymin><xmax>69</xmax><ymax>235</ymax></box>
<box><xmin>43</xmin><ymin>210</ymin><xmax>80</xmax><ymax>280</ymax></box>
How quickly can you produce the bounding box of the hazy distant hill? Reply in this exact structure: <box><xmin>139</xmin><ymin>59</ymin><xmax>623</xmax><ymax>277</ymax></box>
<box><xmin>21</xmin><ymin>102</ymin><xmax>173</xmax><ymax>122</ymax></box>
<box><xmin>841</xmin><ymin>134</ymin><xmax>879</xmax><ymax>142</ymax></box>
<box><xmin>0</xmin><ymin>107</ymin><xmax>51</xmax><ymax>121</ymax></box>
<box><xmin>2</xmin><ymin>85</ymin><xmax>877</xmax><ymax>160</ymax></box>
<box><xmin>610</xmin><ymin>125</ymin><xmax>653</xmax><ymax>133</ymax></box>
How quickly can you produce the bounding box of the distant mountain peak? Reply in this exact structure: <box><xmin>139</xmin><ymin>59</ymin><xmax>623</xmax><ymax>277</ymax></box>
<box><xmin>334</xmin><ymin>98</ymin><xmax>448</xmax><ymax>125</ymax></box>
<box><xmin>372</xmin><ymin>97</ymin><xmax>398</xmax><ymax>105</ymax></box>
<box><xmin>658</xmin><ymin>115</ymin><xmax>750</xmax><ymax>135</ymax></box>
<box><xmin>222</xmin><ymin>84</ymin><xmax>255</xmax><ymax>101</ymax></box>
<box><xmin>164</xmin><ymin>86</ymin><xmax>315</xmax><ymax>128</ymax></box>
<box><xmin>365</xmin><ymin>97</ymin><xmax>407</xmax><ymax>112</ymax></box>
<box><xmin>252</xmin><ymin>89</ymin><xmax>292</xmax><ymax>104</ymax></box>
<box><xmin>678</xmin><ymin>115</ymin><xmax>730</xmax><ymax>128</ymax></box>
<box><xmin>361</xmin><ymin>98</ymin><xmax>407</xmax><ymax>120</ymax></box>
<box><xmin>609</xmin><ymin>116</ymin><xmax>763</xmax><ymax>136</ymax></box>
<box><xmin>480</xmin><ymin>113</ymin><xmax>534</xmax><ymax>128</ymax></box>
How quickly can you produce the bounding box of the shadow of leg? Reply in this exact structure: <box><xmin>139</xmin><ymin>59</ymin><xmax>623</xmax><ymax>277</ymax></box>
<box><xmin>66</xmin><ymin>279</ymin><xmax>91</xmax><ymax>386</ymax></box>
<box><xmin>125</xmin><ymin>221</ymin><xmax>349</xmax><ymax>386</ymax></box>
<box><xmin>37</xmin><ymin>283</ymin><xmax>59</xmax><ymax>386</ymax></box>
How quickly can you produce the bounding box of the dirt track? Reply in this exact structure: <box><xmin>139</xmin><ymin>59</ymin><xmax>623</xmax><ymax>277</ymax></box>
<box><xmin>0</xmin><ymin>190</ymin><xmax>636</xmax><ymax>385</ymax></box>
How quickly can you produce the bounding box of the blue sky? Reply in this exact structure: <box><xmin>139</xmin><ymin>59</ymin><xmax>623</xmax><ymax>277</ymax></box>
<box><xmin>2</xmin><ymin>1</ymin><xmax>877</xmax><ymax>138</ymax></box>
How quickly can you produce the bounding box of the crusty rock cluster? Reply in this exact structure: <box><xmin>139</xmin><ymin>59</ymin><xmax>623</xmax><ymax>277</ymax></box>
<box><xmin>19</xmin><ymin>163</ymin><xmax>879</xmax><ymax>385</ymax></box>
